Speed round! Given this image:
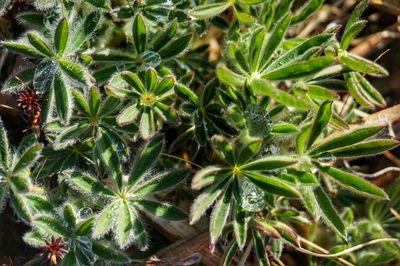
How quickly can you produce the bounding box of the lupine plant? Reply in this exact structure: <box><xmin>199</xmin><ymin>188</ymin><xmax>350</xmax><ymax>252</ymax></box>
<box><xmin>0</xmin><ymin>0</ymin><xmax>400</xmax><ymax>265</ymax></box>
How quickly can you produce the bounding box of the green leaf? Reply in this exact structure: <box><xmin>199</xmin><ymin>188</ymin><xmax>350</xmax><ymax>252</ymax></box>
<box><xmin>216</xmin><ymin>63</ymin><xmax>246</xmax><ymax>86</ymax></box>
<box><xmin>174</xmin><ymin>83</ymin><xmax>199</xmax><ymax>105</ymax></box>
<box><xmin>234</xmin><ymin>207</ymin><xmax>248</xmax><ymax>250</ymax></box>
<box><xmin>53</xmin><ymin>74</ymin><xmax>70</xmax><ymax>122</ymax></box>
<box><xmin>343</xmin><ymin>0</ymin><xmax>368</xmax><ymax>38</ymax></box>
<box><xmin>34</xmin><ymin>215</ymin><xmax>69</xmax><ymax>237</ymax></box>
<box><xmin>145</xmin><ymin>67</ymin><xmax>157</xmax><ymax>91</ymax></box>
<box><xmin>55</xmin><ymin>18</ymin><xmax>68</xmax><ymax>54</ymax></box>
<box><xmin>12</xmin><ymin>144</ymin><xmax>42</xmax><ymax>174</ymax></box>
<box><xmin>158</xmin><ymin>34</ymin><xmax>192</xmax><ymax>59</ymax></box>
<box><xmin>131</xmin><ymin>168</ymin><xmax>189</xmax><ymax>196</ymax></box>
<box><xmin>240</xmin><ymin>156</ymin><xmax>297</xmax><ymax>171</ymax></box>
<box><xmin>355</xmin><ymin>72</ymin><xmax>386</xmax><ymax>107</ymax></box>
<box><xmin>252</xmin><ymin>231</ymin><xmax>270</xmax><ymax>266</ymax></box>
<box><xmin>242</xmin><ymin>171</ymin><xmax>298</xmax><ymax>197</ymax></box>
<box><xmin>71</xmin><ymin>89</ymin><xmax>91</xmax><ymax>116</ymax></box>
<box><xmin>86</xmin><ymin>0</ymin><xmax>110</xmax><ymax>8</ymax></box>
<box><xmin>291</xmin><ymin>0</ymin><xmax>323</xmax><ymax>25</ymax></box>
<box><xmin>9</xmin><ymin>188</ymin><xmax>32</xmax><ymax>223</ymax></box>
<box><xmin>133</xmin><ymin>14</ymin><xmax>146</xmax><ymax>54</ymax></box>
<box><xmin>152</xmin><ymin>20</ymin><xmax>177</xmax><ymax>52</ymax></box>
<box><xmin>64</xmin><ymin>172</ymin><xmax>115</xmax><ymax>197</ymax></box>
<box><xmin>237</xmin><ymin>139</ymin><xmax>263</xmax><ymax>165</ymax></box>
<box><xmin>58</xmin><ymin>59</ymin><xmax>89</xmax><ymax>85</ymax></box>
<box><xmin>262</xmin><ymin>56</ymin><xmax>335</xmax><ymax>80</ymax></box>
<box><xmin>136</xmin><ymin>200</ymin><xmax>187</xmax><ymax>220</ymax></box>
<box><xmin>121</xmin><ymin>71</ymin><xmax>145</xmax><ymax>93</ymax></box>
<box><xmin>60</xmin><ymin>252</ymin><xmax>77</xmax><ymax>266</ymax></box>
<box><xmin>68</xmin><ymin>11</ymin><xmax>100</xmax><ymax>53</ymax></box>
<box><xmin>190</xmin><ymin>179</ymin><xmax>228</xmax><ymax>224</ymax></box>
<box><xmin>212</xmin><ymin>135</ymin><xmax>235</xmax><ymax>165</ymax></box>
<box><xmin>154</xmin><ymin>76</ymin><xmax>174</xmax><ymax>96</ymax></box>
<box><xmin>192</xmin><ymin>166</ymin><xmax>226</xmax><ymax>190</ymax></box>
<box><xmin>340</xmin><ymin>52</ymin><xmax>388</xmax><ymax>76</ymax></box>
<box><xmin>76</xmin><ymin>217</ymin><xmax>94</xmax><ymax>236</ymax></box>
<box><xmin>130</xmin><ymin>210</ymin><xmax>148</xmax><ymax>250</ymax></box>
<box><xmin>10</xmin><ymin>176</ymin><xmax>29</xmax><ymax>192</ymax></box>
<box><xmin>1</xmin><ymin>41</ymin><xmax>45</xmax><ymax>58</ymax></box>
<box><xmin>309</xmin><ymin>125</ymin><xmax>385</xmax><ymax>155</ymax></box>
<box><xmin>259</xmin><ymin>14</ymin><xmax>291</xmax><ymax>71</ymax></box>
<box><xmin>139</xmin><ymin>107</ymin><xmax>154</xmax><ymax>139</ymax></box>
<box><xmin>223</xmin><ymin>241</ymin><xmax>238</xmax><ymax>266</ymax></box>
<box><xmin>96</xmin><ymin>130</ymin><xmax>123</xmax><ymax>190</ymax></box>
<box><xmin>306</xmin><ymin>84</ymin><xmax>339</xmax><ymax>101</ymax></box>
<box><xmin>267</xmin><ymin>33</ymin><xmax>333</xmax><ymax>71</ymax></box>
<box><xmin>188</xmin><ymin>3</ymin><xmax>230</xmax><ymax>19</ymax></box>
<box><xmin>317</xmin><ymin>164</ymin><xmax>388</xmax><ymax>199</ymax></box>
<box><xmin>2</xmin><ymin>68</ymin><xmax>35</xmax><ymax>92</ymax></box>
<box><xmin>116</xmin><ymin>201</ymin><xmax>133</xmax><ymax>249</ymax></box>
<box><xmin>202</xmin><ymin>79</ymin><xmax>218</xmax><ymax>106</ymax></box>
<box><xmin>154</xmin><ymin>102</ymin><xmax>181</xmax><ymax>124</ymax></box>
<box><xmin>210</xmin><ymin>183</ymin><xmax>232</xmax><ymax>244</ymax></box>
<box><xmin>92</xmin><ymin>202</ymin><xmax>117</xmax><ymax>239</ymax></box>
<box><xmin>0</xmin><ymin>120</ymin><xmax>9</xmax><ymax>168</ymax></box>
<box><xmin>271</xmin><ymin>123</ymin><xmax>299</xmax><ymax>135</ymax></box>
<box><xmin>63</xmin><ymin>204</ymin><xmax>76</xmax><ymax>228</ymax></box>
<box><xmin>306</xmin><ymin>101</ymin><xmax>332</xmax><ymax>149</ymax></box>
<box><xmin>25</xmin><ymin>194</ymin><xmax>53</xmax><ymax>213</ymax></box>
<box><xmin>89</xmin><ymin>87</ymin><xmax>101</xmax><ymax>116</ymax></box>
<box><xmin>27</xmin><ymin>32</ymin><xmax>54</xmax><ymax>57</ymax></box>
<box><xmin>251</xmin><ymin>79</ymin><xmax>308</xmax><ymax>110</ymax></box>
<box><xmin>313</xmin><ymin>187</ymin><xmax>346</xmax><ymax>237</ymax></box>
<box><xmin>340</xmin><ymin>20</ymin><xmax>366</xmax><ymax>50</ymax></box>
<box><xmin>117</xmin><ymin>104</ymin><xmax>140</xmax><ymax>126</ymax></box>
<box><xmin>92</xmin><ymin>241</ymin><xmax>129</xmax><ymax>262</ymax></box>
<box><xmin>288</xmin><ymin>169</ymin><xmax>319</xmax><ymax>186</ymax></box>
<box><xmin>128</xmin><ymin>134</ymin><xmax>164</xmax><ymax>188</ymax></box>
<box><xmin>249</xmin><ymin>27</ymin><xmax>266</xmax><ymax>72</ymax></box>
<box><xmin>320</xmin><ymin>139</ymin><xmax>399</xmax><ymax>158</ymax></box>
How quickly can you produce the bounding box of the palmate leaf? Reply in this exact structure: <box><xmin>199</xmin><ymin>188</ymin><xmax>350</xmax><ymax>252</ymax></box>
<box><xmin>1</xmin><ymin>41</ymin><xmax>45</xmax><ymax>58</ymax></box>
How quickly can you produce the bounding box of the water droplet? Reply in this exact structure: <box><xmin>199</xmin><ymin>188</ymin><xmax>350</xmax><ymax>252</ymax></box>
<box><xmin>77</xmin><ymin>207</ymin><xmax>93</xmax><ymax>220</ymax></box>
<box><xmin>244</xmin><ymin>104</ymin><xmax>272</xmax><ymax>137</ymax></box>
<box><xmin>240</xmin><ymin>180</ymin><xmax>266</xmax><ymax>212</ymax></box>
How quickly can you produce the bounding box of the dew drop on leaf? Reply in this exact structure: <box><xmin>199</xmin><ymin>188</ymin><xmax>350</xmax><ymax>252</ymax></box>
<box><xmin>240</xmin><ymin>180</ymin><xmax>266</xmax><ymax>212</ymax></box>
<box><xmin>77</xmin><ymin>207</ymin><xmax>93</xmax><ymax>220</ymax></box>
